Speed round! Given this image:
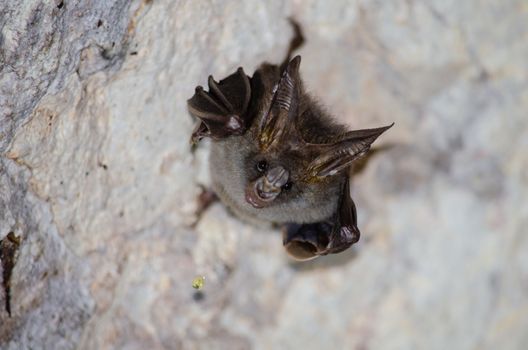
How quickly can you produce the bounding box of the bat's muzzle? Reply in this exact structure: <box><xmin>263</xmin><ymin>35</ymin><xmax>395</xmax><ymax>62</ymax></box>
<box><xmin>246</xmin><ymin>166</ymin><xmax>289</xmax><ymax>208</ymax></box>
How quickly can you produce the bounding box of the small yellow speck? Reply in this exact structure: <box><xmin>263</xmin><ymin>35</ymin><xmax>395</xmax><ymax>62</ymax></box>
<box><xmin>192</xmin><ymin>276</ymin><xmax>205</xmax><ymax>290</ymax></box>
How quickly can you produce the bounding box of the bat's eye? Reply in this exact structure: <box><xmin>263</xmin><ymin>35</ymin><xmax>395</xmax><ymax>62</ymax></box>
<box><xmin>282</xmin><ymin>181</ymin><xmax>293</xmax><ymax>191</ymax></box>
<box><xmin>256</xmin><ymin>160</ymin><xmax>268</xmax><ymax>173</ymax></box>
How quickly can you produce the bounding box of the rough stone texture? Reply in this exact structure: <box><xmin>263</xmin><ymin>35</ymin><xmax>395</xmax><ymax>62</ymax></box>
<box><xmin>1</xmin><ymin>0</ymin><xmax>527</xmax><ymax>349</ymax></box>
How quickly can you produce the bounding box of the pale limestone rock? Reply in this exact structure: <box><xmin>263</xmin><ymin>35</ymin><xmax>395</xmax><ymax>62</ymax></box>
<box><xmin>1</xmin><ymin>0</ymin><xmax>527</xmax><ymax>349</ymax></box>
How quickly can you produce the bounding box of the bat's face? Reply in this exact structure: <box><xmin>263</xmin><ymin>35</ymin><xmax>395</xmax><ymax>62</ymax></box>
<box><xmin>244</xmin><ymin>147</ymin><xmax>311</xmax><ymax>209</ymax></box>
<box><xmin>210</xmin><ymin>134</ymin><xmax>343</xmax><ymax>225</ymax></box>
<box><xmin>243</xmin><ymin>142</ymin><xmax>345</xmax><ymax>221</ymax></box>
<box><xmin>245</xmin><ymin>154</ymin><xmax>292</xmax><ymax>209</ymax></box>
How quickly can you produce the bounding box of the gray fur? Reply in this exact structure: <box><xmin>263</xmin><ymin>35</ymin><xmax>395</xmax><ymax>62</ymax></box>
<box><xmin>210</xmin><ymin>134</ymin><xmax>343</xmax><ymax>225</ymax></box>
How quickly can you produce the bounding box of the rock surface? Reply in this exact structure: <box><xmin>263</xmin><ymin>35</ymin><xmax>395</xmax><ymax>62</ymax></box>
<box><xmin>1</xmin><ymin>0</ymin><xmax>527</xmax><ymax>349</ymax></box>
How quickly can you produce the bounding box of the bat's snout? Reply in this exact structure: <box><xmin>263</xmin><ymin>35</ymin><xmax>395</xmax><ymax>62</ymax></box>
<box><xmin>245</xmin><ymin>166</ymin><xmax>289</xmax><ymax>208</ymax></box>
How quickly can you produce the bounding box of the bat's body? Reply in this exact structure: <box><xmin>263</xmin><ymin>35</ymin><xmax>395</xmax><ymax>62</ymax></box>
<box><xmin>188</xmin><ymin>24</ymin><xmax>392</xmax><ymax>260</ymax></box>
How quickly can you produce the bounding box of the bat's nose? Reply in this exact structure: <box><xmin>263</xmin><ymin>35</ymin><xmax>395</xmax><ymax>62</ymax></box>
<box><xmin>264</xmin><ymin>166</ymin><xmax>289</xmax><ymax>189</ymax></box>
<box><xmin>245</xmin><ymin>166</ymin><xmax>289</xmax><ymax>208</ymax></box>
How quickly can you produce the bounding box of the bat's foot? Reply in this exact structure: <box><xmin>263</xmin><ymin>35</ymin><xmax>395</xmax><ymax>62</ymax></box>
<box><xmin>281</xmin><ymin>18</ymin><xmax>305</xmax><ymax>71</ymax></box>
<box><xmin>192</xmin><ymin>185</ymin><xmax>219</xmax><ymax>227</ymax></box>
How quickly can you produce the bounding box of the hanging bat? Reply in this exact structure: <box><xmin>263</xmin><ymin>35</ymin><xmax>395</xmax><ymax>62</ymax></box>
<box><xmin>187</xmin><ymin>23</ymin><xmax>392</xmax><ymax>260</ymax></box>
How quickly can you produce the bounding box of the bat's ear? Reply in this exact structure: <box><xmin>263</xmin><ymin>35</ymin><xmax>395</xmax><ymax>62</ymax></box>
<box><xmin>258</xmin><ymin>55</ymin><xmax>302</xmax><ymax>151</ymax></box>
<box><xmin>306</xmin><ymin>123</ymin><xmax>394</xmax><ymax>179</ymax></box>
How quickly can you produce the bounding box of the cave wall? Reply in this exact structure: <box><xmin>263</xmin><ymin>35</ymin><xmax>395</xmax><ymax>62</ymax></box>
<box><xmin>1</xmin><ymin>1</ymin><xmax>528</xmax><ymax>349</ymax></box>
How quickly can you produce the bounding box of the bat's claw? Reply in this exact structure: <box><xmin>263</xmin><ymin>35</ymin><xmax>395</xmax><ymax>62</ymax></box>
<box><xmin>190</xmin><ymin>185</ymin><xmax>219</xmax><ymax>227</ymax></box>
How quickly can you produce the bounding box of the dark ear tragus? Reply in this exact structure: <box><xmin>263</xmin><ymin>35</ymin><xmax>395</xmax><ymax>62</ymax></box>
<box><xmin>187</xmin><ymin>67</ymin><xmax>251</xmax><ymax>143</ymax></box>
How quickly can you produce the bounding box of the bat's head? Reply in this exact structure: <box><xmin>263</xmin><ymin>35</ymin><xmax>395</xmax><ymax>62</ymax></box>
<box><xmin>240</xmin><ymin>56</ymin><xmax>392</xmax><ymax>222</ymax></box>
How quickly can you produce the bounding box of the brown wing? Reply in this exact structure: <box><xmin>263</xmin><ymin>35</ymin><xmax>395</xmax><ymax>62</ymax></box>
<box><xmin>282</xmin><ymin>180</ymin><xmax>360</xmax><ymax>260</ymax></box>
<box><xmin>187</xmin><ymin>67</ymin><xmax>251</xmax><ymax>143</ymax></box>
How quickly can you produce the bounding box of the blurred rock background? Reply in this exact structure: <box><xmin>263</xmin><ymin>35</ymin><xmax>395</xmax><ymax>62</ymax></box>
<box><xmin>1</xmin><ymin>0</ymin><xmax>527</xmax><ymax>349</ymax></box>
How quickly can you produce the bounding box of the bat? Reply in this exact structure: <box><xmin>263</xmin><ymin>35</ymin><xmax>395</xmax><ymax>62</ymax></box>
<box><xmin>187</xmin><ymin>22</ymin><xmax>392</xmax><ymax>260</ymax></box>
